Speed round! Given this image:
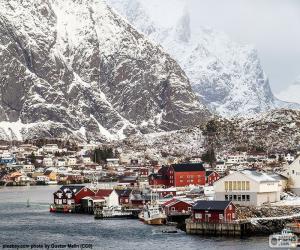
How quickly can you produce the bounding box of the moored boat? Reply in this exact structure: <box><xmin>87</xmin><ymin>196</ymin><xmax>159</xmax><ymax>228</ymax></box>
<box><xmin>95</xmin><ymin>206</ymin><xmax>135</xmax><ymax>219</ymax></box>
<box><xmin>140</xmin><ymin>204</ymin><xmax>167</xmax><ymax>225</ymax></box>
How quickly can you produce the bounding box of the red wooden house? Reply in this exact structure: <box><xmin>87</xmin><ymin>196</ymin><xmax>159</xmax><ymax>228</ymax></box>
<box><xmin>168</xmin><ymin>163</ymin><xmax>206</xmax><ymax>187</ymax></box>
<box><xmin>192</xmin><ymin>200</ymin><xmax>236</xmax><ymax>223</ymax></box>
<box><xmin>206</xmin><ymin>171</ymin><xmax>220</xmax><ymax>186</ymax></box>
<box><xmin>162</xmin><ymin>198</ymin><xmax>193</xmax><ymax>216</ymax></box>
<box><xmin>52</xmin><ymin>185</ymin><xmax>95</xmax><ymax>212</ymax></box>
<box><xmin>148</xmin><ymin>166</ymin><xmax>169</xmax><ymax>186</ymax></box>
<box><xmin>139</xmin><ymin>168</ymin><xmax>149</xmax><ymax>178</ymax></box>
<box><xmin>115</xmin><ymin>189</ymin><xmax>132</xmax><ymax>205</ymax></box>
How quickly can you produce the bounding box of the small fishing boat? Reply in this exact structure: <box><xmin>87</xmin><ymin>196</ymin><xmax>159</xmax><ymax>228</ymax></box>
<box><xmin>140</xmin><ymin>204</ymin><xmax>167</xmax><ymax>225</ymax></box>
<box><xmin>95</xmin><ymin>206</ymin><xmax>134</xmax><ymax>219</ymax></box>
<box><xmin>162</xmin><ymin>230</ymin><xmax>178</xmax><ymax>234</ymax></box>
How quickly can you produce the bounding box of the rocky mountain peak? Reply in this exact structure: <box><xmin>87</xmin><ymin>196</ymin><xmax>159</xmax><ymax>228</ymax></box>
<box><xmin>0</xmin><ymin>0</ymin><xmax>210</xmax><ymax>141</ymax></box>
<box><xmin>107</xmin><ymin>0</ymin><xmax>300</xmax><ymax>118</ymax></box>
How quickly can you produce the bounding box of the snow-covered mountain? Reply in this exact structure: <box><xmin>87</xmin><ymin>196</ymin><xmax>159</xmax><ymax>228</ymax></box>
<box><xmin>0</xmin><ymin>0</ymin><xmax>210</xmax><ymax>141</ymax></box>
<box><xmin>108</xmin><ymin>0</ymin><xmax>300</xmax><ymax>118</ymax></box>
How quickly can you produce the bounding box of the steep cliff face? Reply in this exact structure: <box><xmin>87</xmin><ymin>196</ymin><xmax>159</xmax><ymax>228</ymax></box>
<box><xmin>108</xmin><ymin>0</ymin><xmax>300</xmax><ymax>118</ymax></box>
<box><xmin>0</xmin><ymin>0</ymin><xmax>210</xmax><ymax>141</ymax></box>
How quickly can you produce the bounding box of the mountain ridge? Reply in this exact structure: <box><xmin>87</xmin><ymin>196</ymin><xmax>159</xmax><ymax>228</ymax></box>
<box><xmin>107</xmin><ymin>0</ymin><xmax>300</xmax><ymax>118</ymax></box>
<box><xmin>0</xmin><ymin>0</ymin><xmax>210</xmax><ymax>141</ymax></box>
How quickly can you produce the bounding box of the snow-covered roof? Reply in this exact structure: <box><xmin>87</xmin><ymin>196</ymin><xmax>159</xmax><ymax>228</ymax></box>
<box><xmin>241</xmin><ymin>170</ymin><xmax>278</xmax><ymax>183</ymax></box>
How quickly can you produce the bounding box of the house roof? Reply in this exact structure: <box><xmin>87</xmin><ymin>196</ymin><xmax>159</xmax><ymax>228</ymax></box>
<box><xmin>115</xmin><ymin>189</ymin><xmax>132</xmax><ymax>197</ymax></box>
<box><xmin>119</xmin><ymin>176</ymin><xmax>137</xmax><ymax>183</ymax></box>
<box><xmin>269</xmin><ymin>173</ymin><xmax>288</xmax><ymax>181</ymax></box>
<box><xmin>242</xmin><ymin>170</ymin><xmax>278</xmax><ymax>183</ymax></box>
<box><xmin>95</xmin><ymin>189</ymin><xmax>113</xmax><ymax>197</ymax></box>
<box><xmin>206</xmin><ymin>170</ymin><xmax>215</xmax><ymax>177</ymax></box>
<box><xmin>193</xmin><ymin>200</ymin><xmax>232</xmax><ymax>211</ymax></box>
<box><xmin>59</xmin><ymin>185</ymin><xmax>85</xmax><ymax>194</ymax></box>
<box><xmin>149</xmin><ymin>173</ymin><xmax>168</xmax><ymax>180</ymax></box>
<box><xmin>44</xmin><ymin>170</ymin><xmax>54</xmax><ymax>176</ymax></box>
<box><xmin>171</xmin><ymin>163</ymin><xmax>205</xmax><ymax>172</ymax></box>
<box><xmin>163</xmin><ymin>198</ymin><xmax>192</xmax><ymax>207</ymax></box>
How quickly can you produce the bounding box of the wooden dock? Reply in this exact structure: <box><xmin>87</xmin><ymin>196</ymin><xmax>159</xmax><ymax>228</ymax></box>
<box><xmin>186</xmin><ymin>219</ymin><xmax>250</xmax><ymax>236</ymax></box>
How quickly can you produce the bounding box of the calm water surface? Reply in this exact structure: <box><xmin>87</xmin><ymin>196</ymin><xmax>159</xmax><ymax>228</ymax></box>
<box><xmin>0</xmin><ymin>186</ymin><xmax>270</xmax><ymax>250</ymax></box>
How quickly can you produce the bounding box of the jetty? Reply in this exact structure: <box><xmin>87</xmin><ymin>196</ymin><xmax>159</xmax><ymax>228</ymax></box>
<box><xmin>186</xmin><ymin>219</ymin><xmax>250</xmax><ymax>236</ymax></box>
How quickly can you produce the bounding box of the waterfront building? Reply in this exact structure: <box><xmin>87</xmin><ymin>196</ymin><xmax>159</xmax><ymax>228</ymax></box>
<box><xmin>53</xmin><ymin>185</ymin><xmax>95</xmax><ymax>206</ymax></box>
<box><xmin>115</xmin><ymin>189</ymin><xmax>132</xmax><ymax>205</ymax></box>
<box><xmin>214</xmin><ymin>170</ymin><xmax>280</xmax><ymax>206</ymax></box>
<box><xmin>192</xmin><ymin>200</ymin><xmax>236</xmax><ymax>222</ymax></box>
<box><xmin>95</xmin><ymin>189</ymin><xmax>119</xmax><ymax>207</ymax></box>
<box><xmin>162</xmin><ymin>198</ymin><xmax>193</xmax><ymax>216</ymax></box>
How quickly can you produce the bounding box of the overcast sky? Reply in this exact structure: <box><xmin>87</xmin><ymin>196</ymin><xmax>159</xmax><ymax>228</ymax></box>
<box><xmin>186</xmin><ymin>0</ymin><xmax>300</xmax><ymax>100</ymax></box>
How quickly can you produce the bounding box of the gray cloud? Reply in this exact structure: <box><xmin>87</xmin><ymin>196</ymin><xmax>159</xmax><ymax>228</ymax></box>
<box><xmin>187</xmin><ymin>0</ymin><xmax>300</xmax><ymax>94</ymax></box>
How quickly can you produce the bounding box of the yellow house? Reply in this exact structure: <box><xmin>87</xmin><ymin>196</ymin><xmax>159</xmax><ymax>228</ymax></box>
<box><xmin>44</xmin><ymin>170</ymin><xmax>57</xmax><ymax>181</ymax></box>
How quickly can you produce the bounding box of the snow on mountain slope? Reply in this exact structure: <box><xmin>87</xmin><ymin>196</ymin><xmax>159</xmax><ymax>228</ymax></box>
<box><xmin>0</xmin><ymin>0</ymin><xmax>210</xmax><ymax>141</ymax></box>
<box><xmin>108</xmin><ymin>0</ymin><xmax>300</xmax><ymax>118</ymax></box>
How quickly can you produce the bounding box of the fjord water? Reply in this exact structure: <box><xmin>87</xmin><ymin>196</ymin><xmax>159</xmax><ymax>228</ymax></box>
<box><xmin>0</xmin><ymin>186</ymin><xmax>269</xmax><ymax>250</ymax></box>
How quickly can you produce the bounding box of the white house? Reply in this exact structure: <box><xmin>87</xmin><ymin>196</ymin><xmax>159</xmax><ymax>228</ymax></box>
<box><xmin>286</xmin><ymin>155</ymin><xmax>300</xmax><ymax>195</ymax></box>
<box><xmin>106</xmin><ymin>158</ymin><xmax>119</xmax><ymax>167</ymax></box>
<box><xmin>43</xmin><ymin>144</ymin><xmax>59</xmax><ymax>154</ymax></box>
<box><xmin>95</xmin><ymin>189</ymin><xmax>119</xmax><ymax>207</ymax></box>
<box><xmin>215</xmin><ymin>161</ymin><xmax>227</xmax><ymax>174</ymax></box>
<box><xmin>67</xmin><ymin>157</ymin><xmax>77</xmax><ymax>166</ymax></box>
<box><xmin>22</xmin><ymin>164</ymin><xmax>35</xmax><ymax>173</ymax></box>
<box><xmin>55</xmin><ymin>158</ymin><xmax>66</xmax><ymax>167</ymax></box>
<box><xmin>285</xmin><ymin>153</ymin><xmax>295</xmax><ymax>163</ymax></box>
<box><xmin>226</xmin><ymin>153</ymin><xmax>247</xmax><ymax>165</ymax></box>
<box><xmin>43</xmin><ymin>158</ymin><xmax>53</xmax><ymax>167</ymax></box>
<box><xmin>82</xmin><ymin>157</ymin><xmax>92</xmax><ymax>164</ymax></box>
<box><xmin>214</xmin><ymin>170</ymin><xmax>280</xmax><ymax>206</ymax></box>
<box><xmin>36</xmin><ymin>175</ymin><xmax>50</xmax><ymax>183</ymax></box>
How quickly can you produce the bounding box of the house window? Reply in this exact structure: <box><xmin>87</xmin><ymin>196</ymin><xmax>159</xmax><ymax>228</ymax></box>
<box><xmin>229</xmin><ymin>195</ymin><xmax>233</xmax><ymax>200</ymax></box>
<box><xmin>233</xmin><ymin>181</ymin><xmax>236</xmax><ymax>190</ymax></box>
<box><xmin>237</xmin><ymin>181</ymin><xmax>241</xmax><ymax>190</ymax></box>
<box><xmin>225</xmin><ymin>195</ymin><xmax>228</xmax><ymax>201</ymax></box>
<box><xmin>225</xmin><ymin>181</ymin><xmax>228</xmax><ymax>190</ymax></box>
<box><xmin>232</xmin><ymin>213</ymin><xmax>235</xmax><ymax>219</ymax></box>
<box><xmin>233</xmin><ymin>195</ymin><xmax>237</xmax><ymax>201</ymax></box>
<box><xmin>171</xmin><ymin>207</ymin><xmax>175</xmax><ymax>211</ymax></box>
<box><xmin>246</xmin><ymin>181</ymin><xmax>250</xmax><ymax>190</ymax></box>
<box><xmin>229</xmin><ymin>205</ymin><xmax>232</xmax><ymax>210</ymax></box>
<box><xmin>219</xmin><ymin>214</ymin><xmax>223</xmax><ymax>220</ymax></box>
<box><xmin>237</xmin><ymin>195</ymin><xmax>241</xmax><ymax>201</ymax></box>
<box><xmin>195</xmin><ymin>213</ymin><xmax>202</xmax><ymax>219</ymax></box>
<box><xmin>229</xmin><ymin>181</ymin><xmax>232</xmax><ymax>191</ymax></box>
<box><xmin>188</xmin><ymin>207</ymin><xmax>192</xmax><ymax>211</ymax></box>
<box><xmin>246</xmin><ymin>195</ymin><xmax>250</xmax><ymax>201</ymax></box>
<box><xmin>242</xmin><ymin>195</ymin><xmax>246</xmax><ymax>201</ymax></box>
<box><xmin>241</xmin><ymin>181</ymin><xmax>245</xmax><ymax>190</ymax></box>
<box><xmin>293</xmin><ymin>170</ymin><xmax>295</xmax><ymax>174</ymax></box>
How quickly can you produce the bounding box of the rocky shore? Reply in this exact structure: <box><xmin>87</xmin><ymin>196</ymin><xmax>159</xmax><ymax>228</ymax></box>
<box><xmin>237</xmin><ymin>206</ymin><xmax>300</xmax><ymax>235</ymax></box>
